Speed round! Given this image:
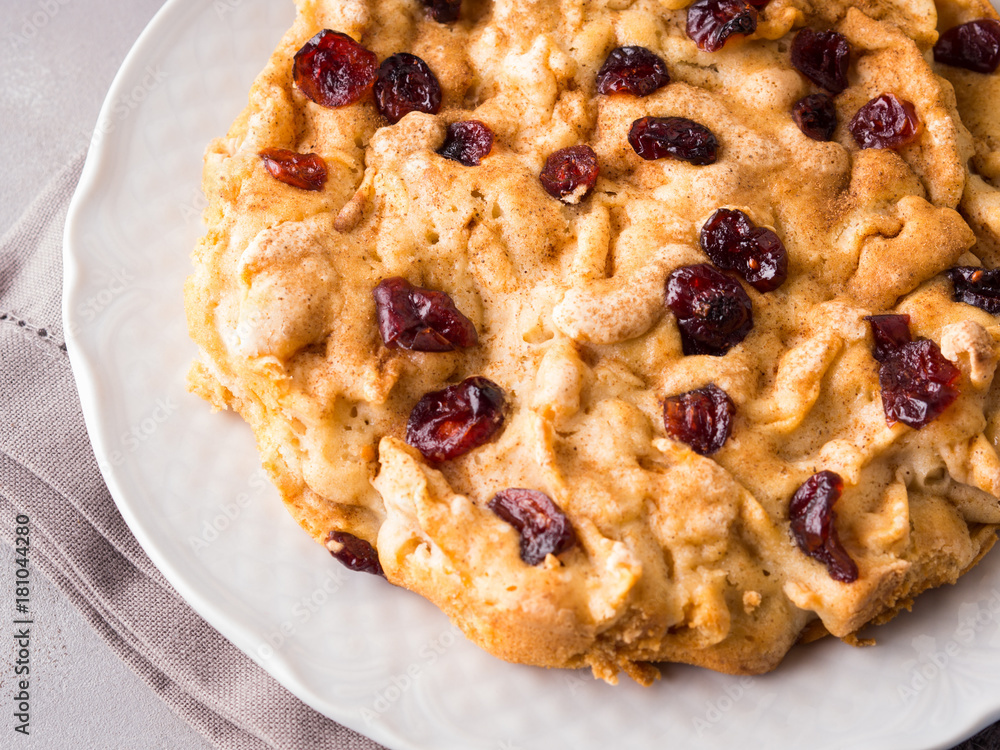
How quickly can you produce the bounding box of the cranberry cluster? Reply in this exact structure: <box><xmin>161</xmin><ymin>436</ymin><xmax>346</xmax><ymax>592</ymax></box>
<box><xmin>289</xmin><ymin>34</ymin><xmax>512</xmax><ymax>497</ymax></box>
<box><xmin>373</xmin><ymin>281</ymin><xmax>506</xmax><ymax>458</ymax></box>
<box><xmin>661</xmin><ymin>208</ymin><xmax>788</xmax><ymax>363</ymax></box>
<box><xmin>700</xmin><ymin>208</ymin><xmax>787</xmax><ymax>292</ymax></box>
<box><xmin>285</xmin><ymin>11</ymin><xmax>984</xmax><ymax>586</ymax></box>
<box><xmin>269</xmin><ymin>29</ymin><xmax>500</xmax><ymax>196</ymax></box>
<box><xmin>787</xmin><ymin>28</ymin><xmax>851</xmax><ymax>141</ymax></box>
<box><xmin>539</xmin><ymin>42</ymin><xmax>727</xmax><ymax>202</ymax></box>
<box><xmin>292</xmin><ymin>29</ymin><xmax>443</xmax><ymax>123</ymax></box>
<box><xmin>681</xmin><ymin>3</ymin><xmax>925</xmax><ymax>148</ymax></box>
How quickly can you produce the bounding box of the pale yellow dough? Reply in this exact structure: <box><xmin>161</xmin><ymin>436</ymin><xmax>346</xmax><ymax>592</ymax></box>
<box><xmin>186</xmin><ymin>0</ymin><xmax>1000</xmax><ymax>682</ymax></box>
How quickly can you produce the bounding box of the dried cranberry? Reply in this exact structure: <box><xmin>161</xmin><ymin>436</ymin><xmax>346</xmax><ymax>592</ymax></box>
<box><xmin>595</xmin><ymin>46</ymin><xmax>671</xmax><ymax>97</ymax></box>
<box><xmin>934</xmin><ymin>19</ymin><xmax>1000</xmax><ymax>74</ymax></box>
<box><xmin>947</xmin><ymin>266</ymin><xmax>1000</xmax><ymax>314</ymax></box>
<box><xmin>438</xmin><ymin>120</ymin><xmax>494</xmax><ymax>166</ymax></box>
<box><xmin>373</xmin><ymin>277</ymin><xmax>478</xmax><ymax>351</ymax></box>
<box><xmin>790</xmin><ymin>29</ymin><xmax>851</xmax><ymax>94</ymax></box>
<box><xmin>699</xmin><ymin>208</ymin><xmax>788</xmax><ymax>292</ymax></box>
<box><xmin>326</xmin><ymin>531</ymin><xmax>385</xmax><ymax>576</ymax></box>
<box><xmin>293</xmin><ymin>30</ymin><xmax>377</xmax><ymax>109</ymax></box>
<box><xmin>374</xmin><ymin>53</ymin><xmax>442</xmax><ymax>124</ymax></box>
<box><xmin>406</xmin><ymin>377</ymin><xmax>506</xmax><ymax>461</ymax></box>
<box><xmin>866</xmin><ymin>313</ymin><xmax>913</xmax><ymax>361</ymax></box>
<box><xmin>746</xmin><ymin>0</ymin><xmax>770</xmax><ymax>5</ymax></box>
<box><xmin>629</xmin><ymin>116</ymin><xmax>719</xmax><ymax>165</ymax></box>
<box><xmin>792</xmin><ymin>93</ymin><xmax>837</xmax><ymax>141</ymax></box>
<box><xmin>865</xmin><ymin>314</ymin><xmax>961</xmax><ymax>429</ymax></box>
<box><xmin>849</xmin><ymin>94</ymin><xmax>921</xmax><ymax>150</ymax></box>
<box><xmin>663</xmin><ymin>383</ymin><xmax>735</xmax><ymax>455</ymax></box>
<box><xmin>789</xmin><ymin>471</ymin><xmax>858</xmax><ymax>583</ymax></box>
<box><xmin>686</xmin><ymin>0</ymin><xmax>758</xmax><ymax>53</ymax></box>
<box><xmin>488</xmin><ymin>489</ymin><xmax>577</xmax><ymax>565</ymax></box>
<box><xmin>539</xmin><ymin>145</ymin><xmax>599</xmax><ymax>202</ymax></box>
<box><xmin>666</xmin><ymin>264</ymin><xmax>753</xmax><ymax>356</ymax></box>
<box><xmin>421</xmin><ymin>0</ymin><xmax>462</xmax><ymax>23</ymax></box>
<box><xmin>259</xmin><ymin>149</ymin><xmax>328</xmax><ymax>191</ymax></box>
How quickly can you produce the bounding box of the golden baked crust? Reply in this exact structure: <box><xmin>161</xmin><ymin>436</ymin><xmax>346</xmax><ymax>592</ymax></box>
<box><xmin>186</xmin><ymin>0</ymin><xmax>1000</xmax><ymax>682</ymax></box>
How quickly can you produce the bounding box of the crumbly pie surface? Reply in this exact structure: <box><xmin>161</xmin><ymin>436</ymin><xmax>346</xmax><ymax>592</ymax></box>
<box><xmin>186</xmin><ymin>0</ymin><xmax>1000</xmax><ymax>682</ymax></box>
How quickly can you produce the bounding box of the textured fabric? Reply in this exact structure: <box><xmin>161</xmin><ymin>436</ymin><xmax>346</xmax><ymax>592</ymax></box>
<box><xmin>0</xmin><ymin>155</ymin><xmax>384</xmax><ymax>750</ymax></box>
<box><xmin>0</xmin><ymin>136</ymin><xmax>998</xmax><ymax>750</ymax></box>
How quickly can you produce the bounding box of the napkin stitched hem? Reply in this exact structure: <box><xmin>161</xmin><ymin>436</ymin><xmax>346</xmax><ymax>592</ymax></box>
<box><xmin>0</xmin><ymin>154</ymin><xmax>385</xmax><ymax>750</ymax></box>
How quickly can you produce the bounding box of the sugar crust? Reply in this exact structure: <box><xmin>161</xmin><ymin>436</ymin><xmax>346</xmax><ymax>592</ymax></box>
<box><xmin>186</xmin><ymin>0</ymin><xmax>1000</xmax><ymax>682</ymax></box>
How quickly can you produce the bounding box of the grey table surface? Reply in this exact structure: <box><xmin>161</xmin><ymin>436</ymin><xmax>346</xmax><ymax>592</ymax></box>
<box><xmin>1</xmin><ymin>1</ymin><xmax>214</xmax><ymax>747</ymax></box>
<box><xmin>1</xmin><ymin>1</ymin><xmax>998</xmax><ymax>749</ymax></box>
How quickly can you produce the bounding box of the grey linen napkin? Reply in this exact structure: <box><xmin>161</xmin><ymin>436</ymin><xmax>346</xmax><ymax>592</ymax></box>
<box><xmin>0</xmin><ymin>154</ymin><xmax>384</xmax><ymax>750</ymax></box>
<box><xmin>2</xmin><ymin>154</ymin><xmax>999</xmax><ymax>750</ymax></box>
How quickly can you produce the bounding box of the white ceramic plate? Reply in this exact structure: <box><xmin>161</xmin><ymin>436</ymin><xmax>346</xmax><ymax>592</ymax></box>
<box><xmin>63</xmin><ymin>1</ymin><xmax>1000</xmax><ymax>748</ymax></box>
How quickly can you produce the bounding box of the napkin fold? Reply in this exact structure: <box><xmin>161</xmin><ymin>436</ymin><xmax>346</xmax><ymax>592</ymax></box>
<box><xmin>0</xmin><ymin>154</ymin><xmax>384</xmax><ymax>750</ymax></box>
<box><xmin>1</xmin><ymin>153</ymin><xmax>998</xmax><ymax>750</ymax></box>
